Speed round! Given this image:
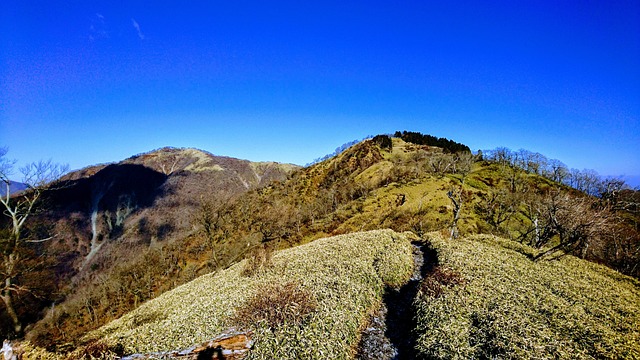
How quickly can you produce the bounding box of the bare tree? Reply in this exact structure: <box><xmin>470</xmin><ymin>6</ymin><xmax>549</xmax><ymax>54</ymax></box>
<box><xmin>452</xmin><ymin>152</ymin><xmax>474</xmax><ymax>176</ymax></box>
<box><xmin>446</xmin><ymin>160</ymin><xmax>474</xmax><ymax>240</ymax></box>
<box><xmin>488</xmin><ymin>147</ymin><xmax>514</xmax><ymax>170</ymax></box>
<box><xmin>545</xmin><ymin>159</ymin><xmax>569</xmax><ymax>183</ymax></box>
<box><xmin>447</xmin><ymin>189</ymin><xmax>462</xmax><ymax>239</ymax></box>
<box><xmin>476</xmin><ymin>189</ymin><xmax>518</xmax><ymax>234</ymax></box>
<box><xmin>532</xmin><ymin>191</ymin><xmax>612</xmax><ymax>261</ymax></box>
<box><xmin>427</xmin><ymin>153</ymin><xmax>454</xmax><ymax>175</ymax></box>
<box><xmin>196</xmin><ymin>198</ymin><xmax>233</xmax><ymax>268</ymax></box>
<box><xmin>447</xmin><ymin>178</ymin><xmax>470</xmax><ymax>240</ymax></box>
<box><xmin>252</xmin><ymin>198</ymin><xmax>294</xmax><ymax>245</ymax></box>
<box><xmin>0</xmin><ymin>148</ymin><xmax>68</xmax><ymax>336</ymax></box>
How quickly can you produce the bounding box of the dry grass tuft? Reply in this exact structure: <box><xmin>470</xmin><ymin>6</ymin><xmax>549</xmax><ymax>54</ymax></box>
<box><xmin>233</xmin><ymin>282</ymin><xmax>317</xmax><ymax>328</ymax></box>
<box><xmin>71</xmin><ymin>340</ymin><xmax>122</xmax><ymax>360</ymax></box>
<box><xmin>420</xmin><ymin>266</ymin><xmax>465</xmax><ymax>298</ymax></box>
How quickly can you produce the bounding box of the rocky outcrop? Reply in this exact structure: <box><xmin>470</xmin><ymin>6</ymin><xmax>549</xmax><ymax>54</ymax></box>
<box><xmin>2</xmin><ymin>340</ymin><xmax>17</xmax><ymax>360</ymax></box>
<box><xmin>122</xmin><ymin>330</ymin><xmax>253</xmax><ymax>360</ymax></box>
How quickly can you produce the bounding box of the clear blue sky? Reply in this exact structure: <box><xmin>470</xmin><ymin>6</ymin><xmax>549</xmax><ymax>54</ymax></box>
<box><xmin>1</xmin><ymin>1</ymin><xmax>639</xmax><ymax>184</ymax></box>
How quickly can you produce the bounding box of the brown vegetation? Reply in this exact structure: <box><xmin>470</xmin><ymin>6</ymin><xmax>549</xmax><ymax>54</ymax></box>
<box><xmin>419</xmin><ymin>267</ymin><xmax>465</xmax><ymax>299</ymax></box>
<box><xmin>232</xmin><ymin>282</ymin><xmax>317</xmax><ymax>328</ymax></box>
<box><xmin>16</xmin><ymin>148</ymin><xmax>296</xmax><ymax>345</ymax></box>
<box><xmin>8</xmin><ymin>135</ymin><xmax>639</xmax><ymax>352</ymax></box>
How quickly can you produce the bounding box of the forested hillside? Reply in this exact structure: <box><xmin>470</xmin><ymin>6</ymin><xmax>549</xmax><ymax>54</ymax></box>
<box><xmin>0</xmin><ymin>147</ymin><xmax>297</xmax><ymax>341</ymax></box>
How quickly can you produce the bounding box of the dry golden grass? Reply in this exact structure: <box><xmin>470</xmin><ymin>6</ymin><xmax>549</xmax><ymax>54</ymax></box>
<box><xmin>80</xmin><ymin>230</ymin><xmax>414</xmax><ymax>359</ymax></box>
<box><xmin>415</xmin><ymin>232</ymin><xmax>640</xmax><ymax>359</ymax></box>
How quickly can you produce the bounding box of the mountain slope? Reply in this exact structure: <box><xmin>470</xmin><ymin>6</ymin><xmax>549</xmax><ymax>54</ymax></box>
<box><xmin>0</xmin><ymin>181</ymin><xmax>28</xmax><ymax>196</ymax></box>
<box><xmin>5</xmin><ymin>147</ymin><xmax>297</xmax><ymax>341</ymax></box>
<box><xmin>23</xmin><ymin>230</ymin><xmax>640</xmax><ymax>359</ymax></box>
<box><xmin>80</xmin><ymin>230</ymin><xmax>414</xmax><ymax>358</ymax></box>
<box><xmin>20</xmin><ymin>134</ymin><xmax>639</xmax><ymax>354</ymax></box>
<box><xmin>414</xmin><ymin>232</ymin><xmax>640</xmax><ymax>359</ymax></box>
<box><xmin>40</xmin><ymin>147</ymin><xmax>297</xmax><ymax>272</ymax></box>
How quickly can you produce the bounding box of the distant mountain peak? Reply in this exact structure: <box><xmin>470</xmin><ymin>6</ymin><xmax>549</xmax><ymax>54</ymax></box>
<box><xmin>128</xmin><ymin>147</ymin><xmax>220</xmax><ymax>174</ymax></box>
<box><xmin>0</xmin><ymin>180</ymin><xmax>28</xmax><ymax>196</ymax></box>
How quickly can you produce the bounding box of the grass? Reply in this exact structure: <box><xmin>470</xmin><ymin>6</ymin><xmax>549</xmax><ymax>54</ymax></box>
<box><xmin>335</xmin><ymin>174</ymin><xmax>451</xmax><ymax>233</ymax></box>
<box><xmin>415</xmin><ymin>232</ymin><xmax>640</xmax><ymax>359</ymax></box>
<box><xmin>21</xmin><ymin>137</ymin><xmax>639</xmax><ymax>358</ymax></box>
<box><xmin>21</xmin><ymin>229</ymin><xmax>639</xmax><ymax>359</ymax></box>
<box><xmin>82</xmin><ymin>229</ymin><xmax>414</xmax><ymax>359</ymax></box>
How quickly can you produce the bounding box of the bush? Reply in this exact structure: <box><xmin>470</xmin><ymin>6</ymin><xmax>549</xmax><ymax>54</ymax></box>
<box><xmin>69</xmin><ymin>340</ymin><xmax>124</xmax><ymax>360</ymax></box>
<box><xmin>233</xmin><ymin>282</ymin><xmax>317</xmax><ymax>328</ymax></box>
<box><xmin>419</xmin><ymin>266</ymin><xmax>465</xmax><ymax>298</ymax></box>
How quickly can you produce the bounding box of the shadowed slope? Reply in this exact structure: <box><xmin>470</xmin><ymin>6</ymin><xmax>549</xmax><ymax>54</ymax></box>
<box><xmin>17</xmin><ymin>147</ymin><xmax>297</xmax><ymax>344</ymax></box>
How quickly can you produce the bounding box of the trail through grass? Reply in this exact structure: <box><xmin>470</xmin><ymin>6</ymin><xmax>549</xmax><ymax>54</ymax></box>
<box><xmin>414</xmin><ymin>232</ymin><xmax>640</xmax><ymax>359</ymax></box>
<box><xmin>84</xmin><ymin>230</ymin><xmax>414</xmax><ymax>359</ymax></box>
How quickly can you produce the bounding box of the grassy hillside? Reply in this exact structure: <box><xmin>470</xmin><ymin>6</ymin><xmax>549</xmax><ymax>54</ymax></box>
<box><xmin>75</xmin><ymin>230</ymin><xmax>414</xmax><ymax>358</ymax></box>
<box><xmin>21</xmin><ymin>230</ymin><xmax>640</xmax><ymax>359</ymax></box>
<box><xmin>415</xmin><ymin>232</ymin><xmax>640</xmax><ymax>359</ymax></box>
<box><xmin>18</xmin><ymin>134</ymin><xmax>638</xmax><ymax>353</ymax></box>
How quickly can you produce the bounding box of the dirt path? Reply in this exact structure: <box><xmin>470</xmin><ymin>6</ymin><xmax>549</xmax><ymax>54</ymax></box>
<box><xmin>356</xmin><ymin>242</ymin><xmax>432</xmax><ymax>359</ymax></box>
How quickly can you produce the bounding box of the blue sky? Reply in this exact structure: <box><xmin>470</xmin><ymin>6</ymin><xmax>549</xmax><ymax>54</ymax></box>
<box><xmin>1</xmin><ymin>1</ymin><xmax>639</xmax><ymax>184</ymax></box>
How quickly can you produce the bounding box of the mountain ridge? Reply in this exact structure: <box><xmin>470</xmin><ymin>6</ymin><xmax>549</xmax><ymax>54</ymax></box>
<box><xmin>1</xmin><ymin>147</ymin><xmax>299</xmax><ymax>340</ymax></box>
<box><xmin>0</xmin><ymin>181</ymin><xmax>28</xmax><ymax>196</ymax></box>
<box><xmin>2</xmin><ymin>134</ymin><xmax>638</xmax><ymax>359</ymax></box>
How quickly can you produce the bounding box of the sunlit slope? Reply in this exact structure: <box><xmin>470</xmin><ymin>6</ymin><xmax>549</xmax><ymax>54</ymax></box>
<box><xmin>415</xmin><ymin>233</ymin><xmax>640</xmax><ymax>359</ymax></box>
<box><xmin>87</xmin><ymin>230</ymin><xmax>414</xmax><ymax>359</ymax></box>
<box><xmin>27</xmin><ymin>135</ymin><xmax>638</xmax><ymax>351</ymax></box>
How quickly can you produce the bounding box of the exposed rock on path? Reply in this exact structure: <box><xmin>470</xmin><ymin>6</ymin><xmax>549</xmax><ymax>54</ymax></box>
<box><xmin>122</xmin><ymin>330</ymin><xmax>252</xmax><ymax>360</ymax></box>
<box><xmin>357</xmin><ymin>242</ymin><xmax>430</xmax><ymax>359</ymax></box>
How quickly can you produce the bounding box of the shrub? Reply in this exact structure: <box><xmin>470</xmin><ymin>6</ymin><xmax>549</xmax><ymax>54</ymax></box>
<box><xmin>233</xmin><ymin>282</ymin><xmax>317</xmax><ymax>328</ymax></box>
<box><xmin>419</xmin><ymin>266</ymin><xmax>465</xmax><ymax>298</ymax></box>
<box><xmin>76</xmin><ymin>340</ymin><xmax>123</xmax><ymax>360</ymax></box>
